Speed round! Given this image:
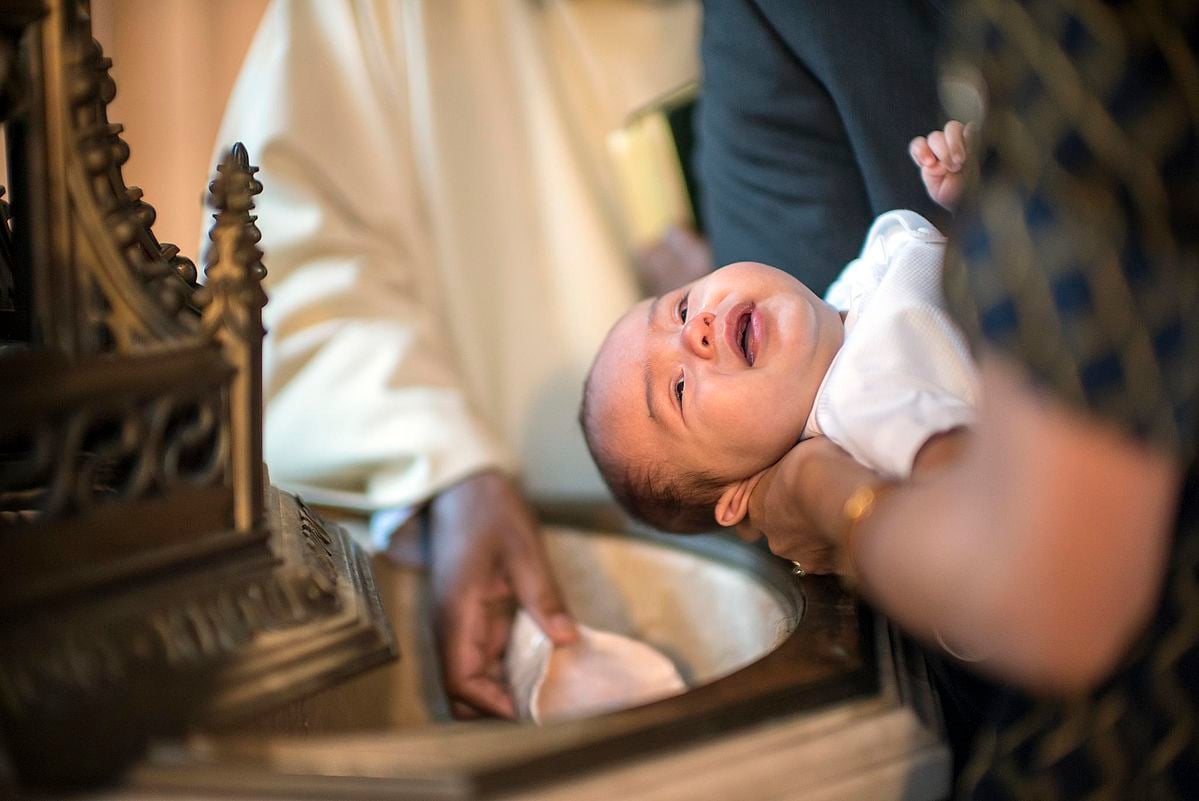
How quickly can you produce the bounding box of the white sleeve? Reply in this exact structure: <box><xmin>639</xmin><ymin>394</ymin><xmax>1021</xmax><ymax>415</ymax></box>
<box><xmin>815</xmin><ymin>234</ymin><xmax>976</xmax><ymax>479</ymax></box>
<box><xmin>822</xmin><ymin>255</ymin><xmax>878</xmax><ymax>311</ymax></box>
<box><xmin>822</xmin><ymin>211</ymin><xmax>942</xmax><ymax>310</ymax></box>
<box><xmin>819</xmin><ymin>307</ymin><xmax>977</xmax><ymax>478</ymax></box>
<box><xmin>208</xmin><ymin>0</ymin><xmax>509</xmax><ymax>511</ymax></box>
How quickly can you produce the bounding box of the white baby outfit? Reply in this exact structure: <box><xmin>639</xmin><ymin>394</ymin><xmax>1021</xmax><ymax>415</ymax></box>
<box><xmin>802</xmin><ymin>210</ymin><xmax>978</xmax><ymax>478</ymax></box>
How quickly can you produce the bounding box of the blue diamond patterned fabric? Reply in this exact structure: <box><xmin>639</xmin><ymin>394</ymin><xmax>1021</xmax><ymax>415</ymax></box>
<box><xmin>945</xmin><ymin>0</ymin><xmax>1199</xmax><ymax>457</ymax></box>
<box><xmin>942</xmin><ymin>0</ymin><xmax>1199</xmax><ymax>798</ymax></box>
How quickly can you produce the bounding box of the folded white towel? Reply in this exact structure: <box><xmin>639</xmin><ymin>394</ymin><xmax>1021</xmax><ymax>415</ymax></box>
<box><xmin>506</xmin><ymin>611</ymin><xmax>687</xmax><ymax>723</ymax></box>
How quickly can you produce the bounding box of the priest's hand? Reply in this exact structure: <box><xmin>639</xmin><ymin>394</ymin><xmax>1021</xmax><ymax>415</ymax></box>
<box><xmin>428</xmin><ymin>470</ymin><xmax>578</xmax><ymax>718</ymax></box>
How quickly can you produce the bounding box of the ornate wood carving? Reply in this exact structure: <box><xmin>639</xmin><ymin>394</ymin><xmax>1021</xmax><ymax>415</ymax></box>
<box><xmin>0</xmin><ymin>0</ymin><xmax>396</xmax><ymax>789</ymax></box>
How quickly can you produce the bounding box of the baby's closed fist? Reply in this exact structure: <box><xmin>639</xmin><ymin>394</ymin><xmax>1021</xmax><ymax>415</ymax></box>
<box><xmin>909</xmin><ymin>120</ymin><xmax>976</xmax><ymax>211</ymax></box>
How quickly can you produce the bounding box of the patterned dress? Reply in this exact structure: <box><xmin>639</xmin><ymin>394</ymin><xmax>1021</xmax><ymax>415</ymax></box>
<box><xmin>943</xmin><ymin>0</ymin><xmax>1199</xmax><ymax>797</ymax></box>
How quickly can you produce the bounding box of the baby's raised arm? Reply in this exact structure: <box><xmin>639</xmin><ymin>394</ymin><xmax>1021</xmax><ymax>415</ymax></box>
<box><xmin>909</xmin><ymin>120</ymin><xmax>976</xmax><ymax>211</ymax></box>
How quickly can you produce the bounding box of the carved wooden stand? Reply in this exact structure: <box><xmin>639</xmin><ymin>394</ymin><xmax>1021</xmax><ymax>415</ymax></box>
<box><xmin>0</xmin><ymin>0</ymin><xmax>395</xmax><ymax>788</ymax></box>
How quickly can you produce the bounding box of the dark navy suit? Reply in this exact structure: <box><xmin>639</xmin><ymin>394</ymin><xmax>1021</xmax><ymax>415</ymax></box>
<box><xmin>697</xmin><ymin>0</ymin><xmax>950</xmax><ymax>292</ymax></box>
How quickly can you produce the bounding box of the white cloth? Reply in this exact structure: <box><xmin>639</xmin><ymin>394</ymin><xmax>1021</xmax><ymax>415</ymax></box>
<box><xmin>803</xmin><ymin>211</ymin><xmax>978</xmax><ymax>478</ymax></box>
<box><xmin>209</xmin><ymin>0</ymin><xmax>699</xmax><ymax>527</ymax></box>
<box><xmin>505</xmin><ymin>611</ymin><xmax>686</xmax><ymax>723</ymax></box>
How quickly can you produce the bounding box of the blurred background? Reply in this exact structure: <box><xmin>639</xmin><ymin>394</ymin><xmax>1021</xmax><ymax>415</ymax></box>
<box><xmin>91</xmin><ymin>0</ymin><xmax>270</xmax><ymax>252</ymax></box>
<box><xmin>83</xmin><ymin>0</ymin><xmax>701</xmax><ymax>268</ymax></box>
<box><xmin>74</xmin><ymin>0</ymin><xmax>705</xmax><ymax>507</ymax></box>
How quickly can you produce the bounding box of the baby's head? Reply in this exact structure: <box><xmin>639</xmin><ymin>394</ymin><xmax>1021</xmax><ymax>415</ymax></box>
<box><xmin>581</xmin><ymin>261</ymin><xmax>844</xmax><ymax>532</ymax></box>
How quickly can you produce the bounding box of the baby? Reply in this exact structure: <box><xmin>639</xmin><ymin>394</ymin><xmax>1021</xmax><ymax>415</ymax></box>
<box><xmin>581</xmin><ymin>122</ymin><xmax>977</xmax><ymax>533</ymax></box>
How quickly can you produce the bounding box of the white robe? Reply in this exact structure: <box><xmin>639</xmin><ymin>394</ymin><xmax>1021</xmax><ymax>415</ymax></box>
<box><xmin>209</xmin><ymin>0</ymin><xmax>700</xmax><ymax>514</ymax></box>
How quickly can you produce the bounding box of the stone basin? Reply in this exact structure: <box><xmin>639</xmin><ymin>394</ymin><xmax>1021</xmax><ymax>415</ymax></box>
<box><xmin>122</xmin><ymin>520</ymin><xmax>946</xmax><ymax>801</ymax></box>
<box><xmin>539</xmin><ymin>527</ymin><xmax>799</xmax><ymax>690</ymax></box>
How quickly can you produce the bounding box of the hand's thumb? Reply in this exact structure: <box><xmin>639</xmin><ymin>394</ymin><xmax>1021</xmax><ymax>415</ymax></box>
<box><xmin>509</xmin><ymin>549</ymin><xmax>578</xmax><ymax>646</ymax></box>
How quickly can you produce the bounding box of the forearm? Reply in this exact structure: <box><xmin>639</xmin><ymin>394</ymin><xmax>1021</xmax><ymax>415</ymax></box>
<box><xmin>849</xmin><ymin>358</ymin><xmax>1180</xmax><ymax>692</ymax></box>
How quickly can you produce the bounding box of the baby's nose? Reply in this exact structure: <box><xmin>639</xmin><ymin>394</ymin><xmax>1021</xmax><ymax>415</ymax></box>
<box><xmin>683</xmin><ymin>311</ymin><xmax>716</xmax><ymax>358</ymax></box>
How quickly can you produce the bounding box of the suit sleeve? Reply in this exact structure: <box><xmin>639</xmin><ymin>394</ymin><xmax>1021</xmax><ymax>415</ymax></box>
<box><xmin>697</xmin><ymin>0</ymin><xmax>949</xmax><ymax>293</ymax></box>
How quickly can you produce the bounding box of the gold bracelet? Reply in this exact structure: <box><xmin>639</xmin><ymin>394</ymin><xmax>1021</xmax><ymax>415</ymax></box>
<box><xmin>838</xmin><ymin>481</ymin><xmax>896</xmax><ymax>589</ymax></box>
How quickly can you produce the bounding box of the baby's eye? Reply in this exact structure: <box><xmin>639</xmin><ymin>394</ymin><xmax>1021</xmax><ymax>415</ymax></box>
<box><xmin>677</xmin><ymin>293</ymin><xmax>689</xmax><ymax>323</ymax></box>
<box><xmin>674</xmin><ymin>376</ymin><xmax>685</xmax><ymax>404</ymax></box>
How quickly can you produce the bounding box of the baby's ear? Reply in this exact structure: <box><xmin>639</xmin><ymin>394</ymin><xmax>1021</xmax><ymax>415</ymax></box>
<box><xmin>714</xmin><ymin>478</ymin><xmax>756</xmax><ymax>528</ymax></box>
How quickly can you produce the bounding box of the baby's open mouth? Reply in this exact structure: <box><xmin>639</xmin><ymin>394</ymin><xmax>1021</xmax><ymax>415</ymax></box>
<box><xmin>727</xmin><ymin>304</ymin><xmax>757</xmax><ymax>366</ymax></box>
<box><xmin>738</xmin><ymin>312</ymin><xmax>752</xmax><ymax>364</ymax></box>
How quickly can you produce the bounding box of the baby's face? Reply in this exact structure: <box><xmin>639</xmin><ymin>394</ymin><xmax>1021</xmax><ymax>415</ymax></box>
<box><xmin>588</xmin><ymin>261</ymin><xmax>844</xmax><ymax>485</ymax></box>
